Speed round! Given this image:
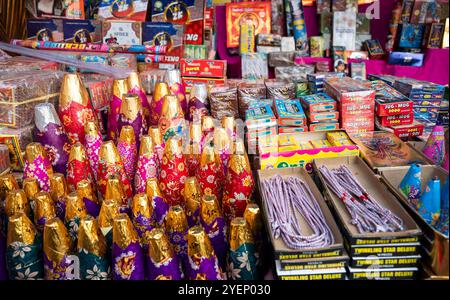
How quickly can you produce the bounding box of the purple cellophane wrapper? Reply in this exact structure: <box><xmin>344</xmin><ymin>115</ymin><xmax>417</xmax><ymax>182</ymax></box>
<box><xmin>134</xmin><ymin>155</ymin><xmax>158</xmax><ymax>194</ymax></box>
<box><xmin>133</xmin><ymin>214</ymin><xmax>154</xmax><ymax>238</ymax></box>
<box><xmin>187</xmin><ymin>208</ymin><xmax>200</xmax><ymax>228</ymax></box>
<box><xmin>84</xmin><ymin>131</ymin><xmax>102</xmax><ymax>180</ymax></box>
<box><xmin>0</xmin><ymin>233</ymin><xmax>7</xmax><ymax>280</ymax></box>
<box><xmin>151</xmin><ymin>196</ymin><xmax>169</xmax><ymax>226</ymax></box>
<box><xmin>147</xmin><ymin>256</ymin><xmax>183</xmax><ymax>280</ymax></box>
<box><xmin>202</xmin><ymin>217</ymin><xmax>228</xmax><ymax>270</ymax></box>
<box><xmin>112</xmin><ymin>241</ymin><xmax>145</xmax><ymax>280</ymax></box>
<box><xmin>83</xmin><ymin>197</ymin><xmax>100</xmax><ymax>218</ymax></box>
<box><xmin>34</xmin><ymin>123</ymin><xmax>70</xmax><ymax>175</ymax></box>
<box><xmin>55</xmin><ymin>199</ymin><xmax>66</xmax><ymax>221</ymax></box>
<box><xmin>117</xmin><ymin>140</ymin><xmax>138</xmax><ymax>187</ymax></box>
<box><xmin>23</xmin><ymin>156</ymin><xmax>52</xmax><ymax>192</ymax></box>
<box><xmin>187</xmin><ymin>254</ymin><xmax>223</xmax><ymax>280</ymax></box>
<box><xmin>117</xmin><ymin>112</ymin><xmax>146</xmax><ymax>151</ymax></box>
<box><xmin>43</xmin><ymin>254</ymin><xmax>72</xmax><ymax>280</ymax></box>
<box><xmin>108</xmin><ymin>95</ymin><xmax>122</xmax><ymax>141</ymax></box>
<box><xmin>129</xmin><ymin>87</ymin><xmax>151</xmax><ymax>131</ymax></box>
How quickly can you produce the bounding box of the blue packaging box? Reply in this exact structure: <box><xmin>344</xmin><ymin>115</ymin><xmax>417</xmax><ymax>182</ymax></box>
<box><xmin>388</xmin><ymin>52</ymin><xmax>424</xmax><ymax>67</ymax></box>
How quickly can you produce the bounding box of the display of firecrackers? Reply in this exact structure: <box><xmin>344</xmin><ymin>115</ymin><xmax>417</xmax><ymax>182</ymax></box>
<box><xmin>50</xmin><ymin>173</ymin><xmax>68</xmax><ymax>220</ymax></box>
<box><xmin>241</xmin><ymin>53</ymin><xmax>269</xmax><ymax>80</ymax></box>
<box><xmin>350</xmin><ymin>62</ymin><xmax>366</xmax><ymax>80</ymax></box>
<box><xmin>240</xmin><ymin>22</ymin><xmax>256</xmax><ymax>54</ymax></box>
<box><xmin>274</xmin><ymin>64</ymin><xmax>315</xmax><ymax>81</ymax></box>
<box><xmin>332</xmin><ymin>46</ymin><xmax>347</xmax><ymax>73</ymax></box>
<box><xmin>67</xmin><ymin>142</ymin><xmax>94</xmax><ymax>192</ymax></box>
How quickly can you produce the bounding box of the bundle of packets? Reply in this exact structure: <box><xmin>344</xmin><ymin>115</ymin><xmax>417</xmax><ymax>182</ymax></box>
<box><xmin>180</xmin><ymin>59</ymin><xmax>227</xmax><ymax>92</ymax></box>
<box><xmin>245</xmin><ymin>103</ymin><xmax>278</xmax><ymax>154</ymax></box>
<box><xmin>306</xmin><ymin>72</ymin><xmax>345</xmax><ymax>93</ymax></box>
<box><xmin>300</xmin><ymin>93</ymin><xmax>339</xmax><ymax>132</ymax></box>
<box><xmin>370</xmin><ymin>80</ymin><xmax>423</xmax><ymax>140</ymax></box>
<box><xmin>274</xmin><ymin>99</ymin><xmax>308</xmax><ymax>134</ymax></box>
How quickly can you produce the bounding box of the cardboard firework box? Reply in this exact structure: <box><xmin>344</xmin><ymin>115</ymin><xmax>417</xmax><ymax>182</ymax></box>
<box><xmin>180</xmin><ymin>59</ymin><xmax>227</xmax><ymax>78</ymax></box>
<box><xmin>370</xmin><ymin>80</ymin><xmax>414</xmax><ymax>117</ymax></box>
<box><xmin>226</xmin><ymin>1</ymin><xmax>271</xmax><ymax>48</ymax></box>
<box><xmin>102</xmin><ymin>20</ymin><xmax>142</xmax><ymax>45</ymax></box>
<box><xmin>142</xmin><ymin>22</ymin><xmax>184</xmax><ymax>63</ymax></box>
<box><xmin>151</xmin><ymin>0</ymin><xmax>205</xmax><ymax>45</ymax></box>
<box><xmin>97</xmin><ymin>0</ymin><xmax>150</xmax><ymax>21</ymax></box>
<box><xmin>63</xmin><ymin>19</ymin><xmax>102</xmax><ymax>43</ymax></box>
<box><xmin>27</xmin><ymin>19</ymin><xmax>64</xmax><ymax>42</ymax></box>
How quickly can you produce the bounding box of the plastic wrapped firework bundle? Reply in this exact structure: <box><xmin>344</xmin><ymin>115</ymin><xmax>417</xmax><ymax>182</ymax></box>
<box><xmin>117</xmin><ymin>126</ymin><xmax>138</xmax><ymax>187</ymax></box>
<box><xmin>209</xmin><ymin>85</ymin><xmax>239</xmax><ymax>120</ymax></box>
<box><xmin>66</xmin><ymin>142</ymin><xmax>95</xmax><ymax>192</ymax></box>
<box><xmin>23</xmin><ymin>143</ymin><xmax>54</xmax><ymax>192</ymax></box>
<box><xmin>139</xmin><ymin>69</ymin><xmax>167</xmax><ymax>95</ymax></box>
<box><xmin>111</xmin><ymin>54</ymin><xmax>137</xmax><ymax>71</ymax></box>
<box><xmin>237</xmin><ymin>82</ymin><xmax>267</xmax><ymax>120</ymax></box>
<box><xmin>264</xmin><ymin>79</ymin><xmax>296</xmax><ymax>100</ymax></box>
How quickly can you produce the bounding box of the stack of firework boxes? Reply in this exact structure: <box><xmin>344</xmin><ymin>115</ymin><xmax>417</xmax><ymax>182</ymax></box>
<box><xmin>300</xmin><ymin>93</ymin><xmax>339</xmax><ymax>132</ymax></box>
<box><xmin>323</xmin><ymin>77</ymin><xmax>375</xmax><ymax>133</ymax></box>
<box><xmin>307</xmin><ymin>72</ymin><xmax>345</xmax><ymax>93</ymax></box>
<box><xmin>245</xmin><ymin>103</ymin><xmax>277</xmax><ymax>155</ymax></box>
<box><xmin>274</xmin><ymin>99</ymin><xmax>308</xmax><ymax>134</ymax></box>
<box><xmin>180</xmin><ymin>58</ymin><xmax>227</xmax><ymax>92</ymax></box>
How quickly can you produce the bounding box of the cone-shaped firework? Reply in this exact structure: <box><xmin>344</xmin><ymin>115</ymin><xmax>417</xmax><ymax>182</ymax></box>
<box><xmin>418</xmin><ymin>177</ymin><xmax>441</xmax><ymax>226</ymax></box>
<box><xmin>43</xmin><ymin>218</ymin><xmax>73</xmax><ymax>280</ymax></box>
<box><xmin>436</xmin><ymin>178</ymin><xmax>449</xmax><ymax>235</ymax></box>
<box><xmin>150</xmin><ymin>82</ymin><xmax>170</xmax><ymax>126</ymax></box>
<box><xmin>158</xmin><ymin>95</ymin><xmax>186</xmax><ymax>143</ymax></box>
<box><xmin>50</xmin><ymin>173</ymin><xmax>68</xmax><ymax>220</ymax></box>
<box><xmin>65</xmin><ymin>192</ymin><xmax>88</xmax><ymax>248</ymax></box>
<box><xmin>130</xmin><ymin>193</ymin><xmax>154</xmax><ymax>238</ymax></box>
<box><xmin>105</xmin><ymin>175</ymin><xmax>130</xmax><ymax>215</ymax></box>
<box><xmin>77</xmin><ymin>180</ymin><xmax>100</xmax><ymax>218</ymax></box>
<box><xmin>146</xmin><ymin>178</ymin><xmax>169</xmax><ymax>227</ymax></box>
<box><xmin>117</xmin><ymin>126</ymin><xmax>138</xmax><ymax>187</ymax></box>
<box><xmin>33</xmin><ymin>191</ymin><xmax>56</xmax><ymax>232</ymax></box>
<box><xmin>399</xmin><ymin>164</ymin><xmax>422</xmax><ymax>208</ymax></box>
<box><xmin>423</xmin><ymin>125</ymin><xmax>446</xmax><ymax>165</ymax></box>
<box><xmin>135</xmin><ymin>135</ymin><xmax>159</xmax><ymax>194</ymax></box>
<box><xmin>186</xmin><ymin>123</ymin><xmax>202</xmax><ymax>177</ymax></box>
<box><xmin>118</xmin><ymin>93</ymin><xmax>147</xmax><ymax>150</ymax></box>
<box><xmin>108</xmin><ymin>78</ymin><xmax>129</xmax><ymax>141</ymax></box>
<box><xmin>5</xmin><ymin>189</ymin><xmax>32</xmax><ymax>220</ymax></box>
<box><xmin>149</xmin><ymin>126</ymin><xmax>165</xmax><ymax>163</ymax></box>
<box><xmin>165</xmin><ymin>205</ymin><xmax>188</xmax><ymax>268</ymax></box>
<box><xmin>196</xmin><ymin>145</ymin><xmax>222</xmax><ymax>201</ymax></box>
<box><xmin>23</xmin><ymin>143</ymin><xmax>54</xmax><ymax>192</ymax></box>
<box><xmin>0</xmin><ymin>174</ymin><xmax>19</xmax><ymax>235</ymax></box>
<box><xmin>128</xmin><ymin>71</ymin><xmax>151</xmax><ymax>127</ymax></box>
<box><xmin>98</xmin><ymin>199</ymin><xmax>120</xmax><ymax>249</ymax></box>
<box><xmin>67</xmin><ymin>142</ymin><xmax>94</xmax><ymax>192</ymax></box>
<box><xmin>244</xmin><ymin>203</ymin><xmax>263</xmax><ymax>270</ymax></box>
<box><xmin>84</xmin><ymin>121</ymin><xmax>102</xmax><ymax>181</ymax></box>
<box><xmin>188</xmin><ymin>83</ymin><xmax>209</xmax><ymax>122</ymax></box>
<box><xmin>183</xmin><ymin>177</ymin><xmax>202</xmax><ymax>227</ymax></box>
<box><xmin>23</xmin><ymin>177</ymin><xmax>40</xmax><ymax>214</ymax></box>
<box><xmin>202</xmin><ymin>116</ymin><xmax>215</xmax><ymax>147</ymax></box>
<box><xmin>214</xmin><ymin>127</ymin><xmax>231</xmax><ymax>179</ymax></box>
<box><xmin>166</xmin><ymin>69</ymin><xmax>187</xmax><ymax>117</ymax></box>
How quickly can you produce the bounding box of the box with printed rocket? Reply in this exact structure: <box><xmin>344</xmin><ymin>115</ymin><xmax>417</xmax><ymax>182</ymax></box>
<box><xmin>180</xmin><ymin>59</ymin><xmax>227</xmax><ymax>78</ymax></box>
<box><xmin>274</xmin><ymin>99</ymin><xmax>307</xmax><ymax>127</ymax></box>
<box><xmin>142</xmin><ymin>22</ymin><xmax>184</xmax><ymax>60</ymax></box>
<box><xmin>151</xmin><ymin>0</ymin><xmax>205</xmax><ymax>45</ymax></box>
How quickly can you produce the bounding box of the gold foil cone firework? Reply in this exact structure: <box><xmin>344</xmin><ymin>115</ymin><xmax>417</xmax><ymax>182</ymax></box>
<box><xmin>68</xmin><ymin>142</ymin><xmax>88</xmax><ymax>162</ymax></box>
<box><xmin>200</xmin><ymin>195</ymin><xmax>221</xmax><ymax>225</ymax></box>
<box><xmin>113</xmin><ymin>79</ymin><xmax>130</xmax><ymax>100</ymax></box>
<box><xmin>229</xmin><ymin>139</ymin><xmax>251</xmax><ymax>174</ymax></box>
<box><xmin>183</xmin><ymin>177</ymin><xmax>201</xmax><ymax>214</ymax></box>
<box><xmin>161</xmin><ymin>95</ymin><xmax>183</xmax><ymax>119</ymax></box>
<box><xmin>25</xmin><ymin>142</ymin><xmax>49</xmax><ymax>163</ymax></box>
<box><xmin>164</xmin><ymin>137</ymin><xmax>183</xmax><ymax>160</ymax></box>
<box><xmin>77</xmin><ymin>180</ymin><xmax>99</xmax><ymax>204</ymax></box>
<box><xmin>34</xmin><ymin>191</ymin><xmax>56</xmax><ymax>228</ymax></box>
<box><xmin>149</xmin><ymin>127</ymin><xmax>163</xmax><ymax>146</ymax></box>
<box><xmin>146</xmin><ymin>178</ymin><xmax>164</xmax><ymax>199</ymax></box>
<box><xmin>166</xmin><ymin>205</ymin><xmax>188</xmax><ymax>233</ymax></box>
<box><xmin>127</xmin><ymin>71</ymin><xmax>143</xmax><ymax>91</ymax></box>
<box><xmin>153</xmin><ymin>82</ymin><xmax>170</xmax><ymax>103</ymax></box>
<box><xmin>5</xmin><ymin>189</ymin><xmax>31</xmax><ymax>218</ymax></box>
<box><xmin>213</xmin><ymin>128</ymin><xmax>231</xmax><ymax>154</ymax></box>
<box><xmin>7</xmin><ymin>212</ymin><xmax>36</xmax><ymax>245</ymax></box>
<box><xmin>98</xmin><ymin>200</ymin><xmax>120</xmax><ymax>229</ymax></box>
<box><xmin>131</xmin><ymin>193</ymin><xmax>153</xmax><ymax>219</ymax></box>
<box><xmin>190</xmin><ymin>123</ymin><xmax>203</xmax><ymax>146</ymax></box>
<box><xmin>77</xmin><ymin>216</ymin><xmax>107</xmax><ymax>257</ymax></box>
<box><xmin>139</xmin><ymin>135</ymin><xmax>154</xmax><ymax>156</ymax></box>
<box><xmin>98</xmin><ymin>141</ymin><xmax>120</xmax><ymax>165</ymax></box>
<box><xmin>0</xmin><ymin>174</ymin><xmax>19</xmax><ymax>198</ymax></box>
<box><xmin>23</xmin><ymin>177</ymin><xmax>40</xmax><ymax>200</ymax></box>
<box><xmin>60</xmin><ymin>73</ymin><xmax>90</xmax><ymax>108</ymax></box>
<box><xmin>65</xmin><ymin>192</ymin><xmax>88</xmax><ymax>221</ymax></box>
<box><xmin>229</xmin><ymin>217</ymin><xmax>253</xmax><ymax>251</ymax></box>
<box><xmin>187</xmin><ymin>226</ymin><xmax>214</xmax><ymax>259</ymax></box>
<box><xmin>200</xmin><ymin>145</ymin><xmax>220</xmax><ymax>166</ymax></box>
<box><xmin>121</xmin><ymin>94</ymin><xmax>142</xmax><ymax>121</ymax></box>
<box><xmin>43</xmin><ymin>218</ymin><xmax>71</xmax><ymax>263</ymax></box>
<box><xmin>148</xmin><ymin>228</ymin><xmax>174</xmax><ymax>264</ymax></box>
<box><xmin>202</xmin><ymin>116</ymin><xmax>215</xmax><ymax>133</ymax></box>
<box><xmin>84</xmin><ymin>120</ymin><xmax>100</xmax><ymax>137</ymax></box>
<box><xmin>105</xmin><ymin>175</ymin><xmax>128</xmax><ymax>207</ymax></box>
<box><xmin>244</xmin><ymin>203</ymin><xmax>262</xmax><ymax>234</ymax></box>
<box><xmin>222</xmin><ymin>116</ymin><xmax>236</xmax><ymax>137</ymax></box>
<box><xmin>50</xmin><ymin>173</ymin><xmax>68</xmax><ymax>201</ymax></box>
<box><xmin>119</xmin><ymin>125</ymin><xmax>136</xmax><ymax>145</ymax></box>
<box><xmin>113</xmin><ymin>213</ymin><xmax>139</xmax><ymax>249</ymax></box>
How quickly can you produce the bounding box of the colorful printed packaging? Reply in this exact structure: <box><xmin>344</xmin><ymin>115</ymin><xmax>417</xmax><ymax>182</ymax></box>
<box><xmin>363</xmin><ymin>39</ymin><xmax>384</xmax><ymax>59</ymax></box>
<box><xmin>27</xmin><ymin>0</ymin><xmax>85</xmax><ymax>19</ymax></box>
<box><xmin>376</xmin><ymin>120</ymin><xmax>425</xmax><ymax>140</ymax></box>
<box><xmin>181</xmin><ymin>77</ymin><xmax>226</xmax><ymax>92</ymax></box>
<box><xmin>288</xmin><ymin>0</ymin><xmax>309</xmax><ymax>55</ymax></box>
<box><xmin>151</xmin><ymin>0</ymin><xmax>205</xmax><ymax>45</ymax></box>
<box><xmin>142</xmin><ymin>22</ymin><xmax>184</xmax><ymax>62</ymax></box>
<box><xmin>0</xmin><ymin>125</ymin><xmax>34</xmax><ymax>171</ymax></box>
<box><xmin>102</xmin><ymin>21</ymin><xmax>142</xmax><ymax>45</ymax></box>
<box><xmin>396</xmin><ymin>23</ymin><xmax>425</xmax><ymax>50</ymax></box>
<box><xmin>278</xmin><ymin>126</ymin><xmax>308</xmax><ymax>133</ymax></box>
<box><xmin>307</xmin><ymin>111</ymin><xmax>339</xmax><ymax>123</ymax></box>
<box><xmin>257</xmin><ymin>33</ymin><xmax>282</xmax><ymax>46</ymax></box>
<box><xmin>300</xmin><ymin>93</ymin><xmax>337</xmax><ymax>113</ymax></box>
<box><xmin>63</xmin><ymin>20</ymin><xmax>102</xmax><ymax>43</ymax></box>
<box><xmin>423</xmin><ymin>23</ymin><xmax>445</xmax><ymax>49</ymax></box>
<box><xmin>184</xmin><ymin>44</ymin><xmax>207</xmax><ymax>59</ymax></box>
<box><xmin>27</xmin><ymin>19</ymin><xmax>64</xmax><ymax>42</ymax></box>
<box><xmin>180</xmin><ymin>59</ymin><xmax>227</xmax><ymax>78</ymax></box>
<box><xmin>245</xmin><ymin>104</ymin><xmax>276</xmax><ymax>128</ymax></box>
<box><xmin>97</xmin><ymin>0</ymin><xmax>149</xmax><ymax>21</ymax></box>
<box><xmin>332</xmin><ymin>11</ymin><xmax>356</xmax><ymax>51</ymax></box>
<box><xmin>309</xmin><ymin>122</ymin><xmax>339</xmax><ymax>132</ymax></box>
<box><xmin>387</xmin><ymin>52</ymin><xmax>425</xmax><ymax>67</ymax></box>
<box><xmin>240</xmin><ymin>23</ymin><xmax>256</xmax><ymax>54</ymax></box>
<box><xmin>350</xmin><ymin>62</ymin><xmax>366</xmax><ymax>80</ymax></box>
<box><xmin>241</xmin><ymin>53</ymin><xmax>269</xmax><ymax>80</ymax></box>
<box><xmin>377</xmin><ymin>112</ymin><xmax>414</xmax><ymax>127</ymax></box>
<box><xmin>309</xmin><ymin>36</ymin><xmax>324</xmax><ymax>57</ymax></box>
<box><xmin>274</xmin><ymin>99</ymin><xmax>307</xmax><ymax>127</ymax></box>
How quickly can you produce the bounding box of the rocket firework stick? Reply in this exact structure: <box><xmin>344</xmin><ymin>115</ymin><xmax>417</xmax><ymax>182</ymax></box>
<box><xmin>6</xmin><ymin>213</ymin><xmax>44</xmax><ymax>280</ymax></box>
<box><xmin>165</xmin><ymin>206</ymin><xmax>189</xmax><ymax>268</ymax></box>
<box><xmin>222</xmin><ymin>139</ymin><xmax>254</xmax><ymax>224</ymax></box>
<box><xmin>34</xmin><ymin>103</ymin><xmax>71</xmax><ymax>175</ymax></box>
<box><xmin>213</xmin><ymin>127</ymin><xmax>232</xmax><ymax>179</ymax></box>
<box><xmin>65</xmin><ymin>192</ymin><xmax>88</xmax><ymax>248</ymax></box>
<box><xmin>43</xmin><ymin>218</ymin><xmax>73</xmax><ymax>280</ymax></box>
<box><xmin>186</xmin><ymin>226</ymin><xmax>223</xmax><ymax>280</ymax></box>
<box><xmin>50</xmin><ymin>174</ymin><xmax>68</xmax><ymax>220</ymax></box>
<box><xmin>200</xmin><ymin>195</ymin><xmax>228</xmax><ymax>271</ymax></box>
<box><xmin>188</xmin><ymin>83</ymin><xmax>209</xmax><ymax>122</ymax></box>
<box><xmin>130</xmin><ymin>193</ymin><xmax>154</xmax><ymax>238</ymax></box>
<box><xmin>108</xmin><ymin>79</ymin><xmax>130</xmax><ymax>141</ymax></box>
<box><xmin>77</xmin><ymin>180</ymin><xmax>101</xmax><ymax>218</ymax></box>
<box><xmin>67</xmin><ymin>142</ymin><xmax>95</xmax><ymax>192</ymax></box>
<box><xmin>98</xmin><ymin>199</ymin><xmax>120</xmax><ymax>250</ymax></box>
<box><xmin>159</xmin><ymin>137</ymin><xmax>189</xmax><ymax>206</ymax></box>
<box><xmin>112</xmin><ymin>214</ymin><xmax>145</xmax><ymax>280</ymax></box>
<box><xmin>183</xmin><ymin>177</ymin><xmax>202</xmax><ymax>227</ymax></box>
<box><xmin>105</xmin><ymin>175</ymin><xmax>131</xmax><ymax>215</ymax></box>
<box><xmin>5</xmin><ymin>189</ymin><xmax>32</xmax><ymax>220</ymax></box>
<box><xmin>77</xmin><ymin>216</ymin><xmax>110</xmax><ymax>280</ymax></box>
<box><xmin>134</xmin><ymin>135</ymin><xmax>159</xmax><ymax>194</ymax></box>
<box><xmin>158</xmin><ymin>95</ymin><xmax>186</xmax><ymax>143</ymax></box>
<box><xmin>97</xmin><ymin>141</ymin><xmax>133</xmax><ymax>201</ymax></box>
<box><xmin>117</xmin><ymin>126</ymin><xmax>138</xmax><ymax>187</ymax></box>
<box><xmin>228</xmin><ymin>217</ymin><xmax>258</xmax><ymax>280</ymax></box>
<box><xmin>150</xmin><ymin>82</ymin><xmax>171</xmax><ymax>126</ymax></box>
<box><xmin>128</xmin><ymin>71</ymin><xmax>151</xmax><ymax>127</ymax></box>
<box><xmin>186</xmin><ymin>123</ymin><xmax>203</xmax><ymax>177</ymax></box>
<box><xmin>59</xmin><ymin>73</ymin><xmax>98</xmax><ymax>145</ymax></box>
<box><xmin>146</xmin><ymin>178</ymin><xmax>169</xmax><ymax>227</ymax></box>
<box><xmin>149</xmin><ymin>126</ymin><xmax>165</xmax><ymax>163</ymax></box>
<box><xmin>84</xmin><ymin>121</ymin><xmax>103</xmax><ymax>181</ymax></box>
<box><xmin>147</xmin><ymin>228</ymin><xmax>183</xmax><ymax>280</ymax></box>
<box><xmin>23</xmin><ymin>143</ymin><xmax>54</xmax><ymax>192</ymax></box>
<box><xmin>0</xmin><ymin>174</ymin><xmax>19</xmax><ymax>235</ymax></box>
<box><xmin>118</xmin><ymin>94</ymin><xmax>147</xmax><ymax>151</ymax></box>
<box><xmin>165</xmin><ymin>69</ymin><xmax>188</xmax><ymax>117</ymax></box>
<box><xmin>33</xmin><ymin>191</ymin><xmax>56</xmax><ymax>232</ymax></box>
<box><xmin>23</xmin><ymin>177</ymin><xmax>40</xmax><ymax>214</ymax></box>
<box><xmin>196</xmin><ymin>145</ymin><xmax>222</xmax><ymax>201</ymax></box>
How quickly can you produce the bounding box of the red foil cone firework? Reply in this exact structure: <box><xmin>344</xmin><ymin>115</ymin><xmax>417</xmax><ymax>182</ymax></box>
<box><xmin>117</xmin><ymin>94</ymin><xmax>147</xmax><ymax>150</ymax></box>
<box><xmin>196</xmin><ymin>145</ymin><xmax>222</xmax><ymax>201</ymax></box>
<box><xmin>159</xmin><ymin>137</ymin><xmax>189</xmax><ymax>206</ymax></box>
<box><xmin>186</xmin><ymin>123</ymin><xmax>203</xmax><ymax>177</ymax></box>
<box><xmin>165</xmin><ymin>69</ymin><xmax>188</xmax><ymax>117</ymax></box>
<box><xmin>158</xmin><ymin>95</ymin><xmax>186</xmax><ymax>143</ymax></box>
<box><xmin>84</xmin><ymin>121</ymin><xmax>102</xmax><ymax>181</ymax></box>
<box><xmin>128</xmin><ymin>71</ymin><xmax>151</xmax><ymax>128</ymax></box>
<box><xmin>108</xmin><ymin>79</ymin><xmax>130</xmax><ymax>141</ymax></box>
<box><xmin>117</xmin><ymin>126</ymin><xmax>138</xmax><ymax>187</ymax></box>
<box><xmin>67</xmin><ymin>142</ymin><xmax>94</xmax><ymax>192</ymax></box>
<box><xmin>58</xmin><ymin>73</ymin><xmax>98</xmax><ymax>145</ymax></box>
<box><xmin>149</xmin><ymin>126</ymin><xmax>165</xmax><ymax>163</ymax></box>
<box><xmin>97</xmin><ymin>141</ymin><xmax>133</xmax><ymax>200</ymax></box>
<box><xmin>222</xmin><ymin>140</ymin><xmax>254</xmax><ymax>224</ymax></box>
<box><xmin>150</xmin><ymin>82</ymin><xmax>170</xmax><ymax>126</ymax></box>
<box><xmin>23</xmin><ymin>143</ymin><xmax>54</xmax><ymax>192</ymax></box>
<box><xmin>135</xmin><ymin>135</ymin><xmax>159</xmax><ymax>194</ymax></box>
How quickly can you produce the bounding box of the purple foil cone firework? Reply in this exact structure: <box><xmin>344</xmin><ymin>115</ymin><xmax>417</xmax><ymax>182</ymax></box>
<box><xmin>43</xmin><ymin>218</ymin><xmax>73</xmax><ymax>280</ymax></box>
<box><xmin>84</xmin><ymin>121</ymin><xmax>103</xmax><ymax>181</ymax></box>
<box><xmin>134</xmin><ymin>136</ymin><xmax>158</xmax><ymax>194</ymax></box>
<box><xmin>128</xmin><ymin>71</ymin><xmax>151</xmax><ymax>129</ymax></box>
<box><xmin>108</xmin><ymin>79</ymin><xmax>129</xmax><ymax>141</ymax></box>
<box><xmin>117</xmin><ymin>94</ymin><xmax>147</xmax><ymax>151</ymax></box>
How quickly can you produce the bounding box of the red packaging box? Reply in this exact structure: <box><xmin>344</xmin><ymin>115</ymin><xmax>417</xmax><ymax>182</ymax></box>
<box><xmin>324</xmin><ymin>77</ymin><xmax>376</xmax><ymax>106</ymax></box>
<box><xmin>375</xmin><ymin>99</ymin><xmax>413</xmax><ymax>116</ymax></box>
<box><xmin>340</xmin><ymin>109</ymin><xmax>374</xmax><ymax>124</ymax></box>
<box><xmin>376</xmin><ymin>119</ymin><xmax>424</xmax><ymax>140</ymax></box>
<box><xmin>180</xmin><ymin>59</ymin><xmax>227</xmax><ymax>78</ymax></box>
<box><xmin>378</xmin><ymin>112</ymin><xmax>414</xmax><ymax>127</ymax></box>
<box><xmin>182</xmin><ymin>77</ymin><xmax>226</xmax><ymax>92</ymax></box>
<box><xmin>341</xmin><ymin>118</ymin><xmax>375</xmax><ymax>133</ymax></box>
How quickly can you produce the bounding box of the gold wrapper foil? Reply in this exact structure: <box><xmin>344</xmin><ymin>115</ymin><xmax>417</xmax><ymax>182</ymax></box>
<box><xmin>244</xmin><ymin>203</ymin><xmax>262</xmax><ymax>234</ymax></box>
<box><xmin>25</xmin><ymin>142</ymin><xmax>46</xmax><ymax>163</ymax></box>
<box><xmin>99</xmin><ymin>141</ymin><xmax>121</xmax><ymax>165</ymax></box>
<box><xmin>60</xmin><ymin>73</ymin><xmax>90</xmax><ymax>108</ymax></box>
<box><xmin>230</xmin><ymin>217</ymin><xmax>253</xmax><ymax>251</ymax></box>
<box><xmin>23</xmin><ymin>177</ymin><xmax>40</xmax><ymax>200</ymax></box>
<box><xmin>200</xmin><ymin>195</ymin><xmax>221</xmax><ymax>225</ymax></box>
<box><xmin>127</xmin><ymin>71</ymin><xmax>143</xmax><ymax>90</ymax></box>
<box><xmin>139</xmin><ymin>135</ymin><xmax>154</xmax><ymax>156</ymax></box>
<box><xmin>213</xmin><ymin>128</ymin><xmax>230</xmax><ymax>153</ymax></box>
<box><xmin>5</xmin><ymin>189</ymin><xmax>31</xmax><ymax>218</ymax></box>
<box><xmin>187</xmin><ymin>226</ymin><xmax>214</xmax><ymax>259</ymax></box>
<box><xmin>105</xmin><ymin>175</ymin><xmax>127</xmax><ymax>206</ymax></box>
<box><xmin>121</xmin><ymin>94</ymin><xmax>142</xmax><ymax>121</ymax></box>
<box><xmin>229</xmin><ymin>140</ymin><xmax>250</xmax><ymax>174</ymax></box>
<box><xmin>43</xmin><ymin>218</ymin><xmax>71</xmax><ymax>263</ymax></box>
<box><xmin>148</xmin><ymin>228</ymin><xmax>174</xmax><ymax>264</ymax></box>
<box><xmin>153</xmin><ymin>82</ymin><xmax>170</xmax><ymax>102</ymax></box>
<box><xmin>222</xmin><ymin>116</ymin><xmax>236</xmax><ymax>135</ymax></box>
<box><xmin>200</xmin><ymin>145</ymin><xmax>220</xmax><ymax>166</ymax></box>
<box><xmin>131</xmin><ymin>193</ymin><xmax>152</xmax><ymax>219</ymax></box>
<box><xmin>7</xmin><ymin>212</ymin><xmax>36</xmax><ymax>245</ymax></box>
<box><xmin>119</xmin><ymin>125</ymin><xmax>136</xmax><ymax>145</ymax></box>
<box><xmin>84</xmin><ymin>120</ymin><xmax>100</xmax><ymax>137</ymax></box>
<box><xmin>98</xmin><ymin>199</ymin><xmax>119</xmax><ymax>229</ymax></box>
<box><xmin>0</xmin><ymin>174</ymin><xmax>19</xmax><ymax>198</ymax></box>
<box><xmin>148</xmin><ymin>126</ymin><xmax>163</xmax><ymax>146</ymax></box>
<box><xmin>113</xmin><ymin>213</ymin><xmax>139</xmax><ymax>249</ymax></box>
<box><xmin>183</xmin><ymin>177</ymin><xmax>201</xmax><ymax>214</ymax></box>
<box><xmin>69</xmin><ymin>142</ymin><xmax>88</xmax><ymax>162</ymax></box>
<box><xmin>164</xmin><ymin>137</ymin><xmax>183</xmax><ymax>160</ymax></box>
<box><xmin>113</xmin><ymin>79</ymin><xmax>130</xmax><ymax>100</ymax></box>
<box><xmin>190</xmin><ymin>123</ymin><xmax>202</xmax><ymax>145</ymax></box>
<box><xmin>34</xmin><ymin>191</ymin><xmax>56</xmax><ymax>225</ymax></box>
<box><xmin>50</xmin><ymin>173</ymin><xmax>68</xmax><ymax>201</ymax></box>
<box><xmin>146</xmin><ymin>178</ymin><xmax>163</xmax><ymax>199</ymax></box>
<box><xmin>77</xmin><ymin>180</ymin><xmax>99</xmax><ymax>205</ymax></box>
<box><xmin>77</xmin><ymin>216</ymin><xmax>107</xmax><ymax>257</ymax></box>
<box><xmin>202</xmin><ymin>116</ymin><xmax>215</xmax><ymax>132</ymax></box>
<box><xmin>166</xmin><ymin>205</ymin><xmax>188</xmax><ymax>233</ymax></box>
<box><xmin>65</xmin><ymin>192</ymin><xmax>87</xmax><ymax>221</ymax></box>
<box><xmin>161</xmin><ymin>95</ymin><xmax>183</xmax><ymax>119</ymax></box>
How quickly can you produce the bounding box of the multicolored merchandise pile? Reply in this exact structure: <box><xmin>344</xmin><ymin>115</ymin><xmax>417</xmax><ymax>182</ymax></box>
<box><xmin>0</xmin><ymin>0</ymin><xmax>448</xmax><ymax>281</ymax></box>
